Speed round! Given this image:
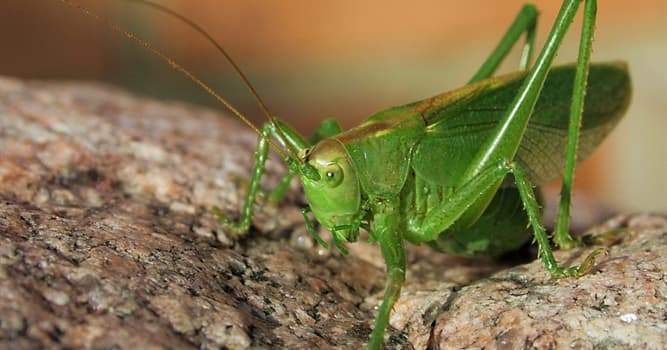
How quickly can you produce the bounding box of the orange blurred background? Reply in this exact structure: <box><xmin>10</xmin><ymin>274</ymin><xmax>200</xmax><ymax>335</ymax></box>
<box><xmin>1</xmin><ymin>0</ymin><xmax>665</xmax><ymax>213</ymax></box>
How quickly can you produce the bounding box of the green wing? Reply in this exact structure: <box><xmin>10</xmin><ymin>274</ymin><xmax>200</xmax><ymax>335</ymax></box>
<box><xmin>411</xmin><ymin>62</ymin><xmax>631</xmax><ymax>187</ymax></box>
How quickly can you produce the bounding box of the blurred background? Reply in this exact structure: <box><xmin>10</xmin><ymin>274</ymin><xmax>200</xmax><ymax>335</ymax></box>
<box><xmin>1</xmin><ymin>0</ymin><xmax>665</xmax><ymax>213</ymax></box>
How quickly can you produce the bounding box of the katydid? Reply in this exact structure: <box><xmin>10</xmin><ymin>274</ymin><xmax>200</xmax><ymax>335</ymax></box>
<box><xmin>59</xmin><ymin>0</ymin><xmax>631</xmax><ymax>349</ymax></box>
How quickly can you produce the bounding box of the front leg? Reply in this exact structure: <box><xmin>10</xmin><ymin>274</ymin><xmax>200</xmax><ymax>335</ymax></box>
<box><xmin>216</xmin><ymin>119</ymin><xmax>343</xmax><ymax>234</ymax></box>
<box><xmin>367</xmin><ymin>195</ymin><xmax>406</xmax><ymax>350</ymax></box>
<box><xmin>214</xmin><ymin>122</ymin><xmax>274</xmax><ymax>235</ymax></box>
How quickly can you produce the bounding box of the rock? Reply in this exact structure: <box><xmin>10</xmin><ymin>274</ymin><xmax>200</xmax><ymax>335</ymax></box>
<box><xmin>0</xmin><ymin>77</ymin><xmax>664</xmax><ymax>349</ymax></box>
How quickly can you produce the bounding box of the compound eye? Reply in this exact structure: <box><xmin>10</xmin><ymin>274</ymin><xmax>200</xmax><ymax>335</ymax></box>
<box><xmin>323</xmin><ymin>163</ymin><xmax>344</xmax><ymax>187</ymax></box>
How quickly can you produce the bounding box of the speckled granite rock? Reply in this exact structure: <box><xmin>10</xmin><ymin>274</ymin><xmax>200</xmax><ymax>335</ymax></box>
<box><xmin>0</xmin><ymin>77</ymin><xmax>664</xmax><ymax>349</ymax></box>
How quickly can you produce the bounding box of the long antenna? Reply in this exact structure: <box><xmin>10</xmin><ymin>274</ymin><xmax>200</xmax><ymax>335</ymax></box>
<box><xmin>124</xmin><ymin>0</ymin><xmax>302</xmax><ymax>163</ymax></box>
<box><xmin>57</xmin><ymin>0</ymin><xmax>295</xmax><ymax>161</ymax></box>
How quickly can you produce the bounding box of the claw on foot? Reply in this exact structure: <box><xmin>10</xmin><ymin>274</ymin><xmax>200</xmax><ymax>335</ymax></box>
<box><xmin>575</xmin><ymin>247</ymin><xmax>608</xmax><ymax>275</ymax></box>
<box><xmin>211</xmin><ymin>206</ymin><xmax>227</xmax><ymax>223</ymax></box>
<box><xmin>582</xmin><ymin>228</ymin><xmax>635</xmax><ymax>246</ymax></box>
<box><xmin>211</xmin><ymin>206</ymin><xmax>247</xmax><ymax>236</ymax></box>
<box><xmin>552</xmin><ymin>247</ymin><xmax>608</xmax><ymax>278</ymax></box>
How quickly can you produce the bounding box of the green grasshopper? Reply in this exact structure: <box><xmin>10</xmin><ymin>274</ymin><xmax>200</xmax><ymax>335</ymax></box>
<box><xmin>61</xmin><ymin>0</ymin><xmax>630</xmax><ymax>348</ymax></box>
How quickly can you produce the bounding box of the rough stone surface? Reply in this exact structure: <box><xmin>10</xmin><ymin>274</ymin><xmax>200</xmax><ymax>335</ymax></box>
<box><xmin>0</xmin><ymin>77</ymin><xmax>664</xmax><ymax>349</ymax></box>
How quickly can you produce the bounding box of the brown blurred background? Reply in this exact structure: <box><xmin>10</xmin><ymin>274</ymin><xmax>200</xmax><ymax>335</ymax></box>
<box><xmin>1</xmin><ymin>0</ymin><xmax>665</xmax><ymax>213</ymax></box>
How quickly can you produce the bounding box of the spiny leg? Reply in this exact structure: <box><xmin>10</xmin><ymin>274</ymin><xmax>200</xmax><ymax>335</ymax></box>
<box><xmin>413</xmin><ymin>0</ymin><xmax>602</xmax><ymax>270</ymax></box>
<box><xmin>460</xmin><ymin>0</ymin><xmax>593</xmax><ymax>188</ymax></box>
<box><xmin>469</xmin><ymin>4</ymin><xmax>538</xmax><ymax>83</ymax></box>
<box><xmin>463</xmin><ymin>0</ymin><xmax>601</xmax><ymax>250</ymax></box>
<box><xmin>406</xmin><ymin>160</ymin><xmax>605</xmax><ymax>277</ymax></box>
<box><xmin>405</xmin><ymin>162</ymin><xmax>512</xmax><ymax>244</ymax></box>
<box><xmin>553</xmin><ymin>0</ymin><xmax>596</xmax><ymax>249</ymax></box>
<box><xmin>215</xmin><ymin>123</ymin><xmax>274</xmax><ymax>235</ymax></box>
<box><xmin>512</xmin><ymin>162</ymin><xmax>607</xmax><ymax>276</ymax></box>
<box><xmin>445</xmin><ymin>0</ymin><xmax>594</xmax><ymax>231</ymax></box>
<box><xmin>367</xmin><ymin>196</ymin><xmax>406</xmax><ymax>350</ymax></box>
